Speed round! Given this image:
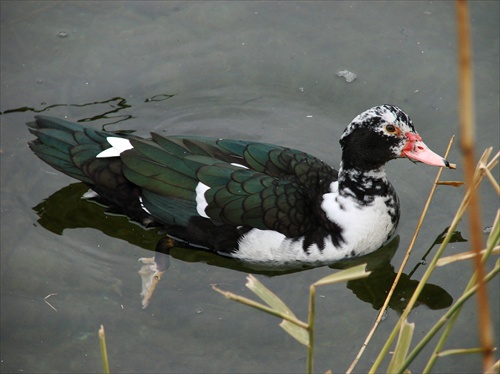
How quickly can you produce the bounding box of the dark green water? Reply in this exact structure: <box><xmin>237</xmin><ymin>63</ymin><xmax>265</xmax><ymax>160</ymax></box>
<box><xmin>1</xmin><ymin>1</ymin><xmax>498</xmax><ymax>373</ymax></box>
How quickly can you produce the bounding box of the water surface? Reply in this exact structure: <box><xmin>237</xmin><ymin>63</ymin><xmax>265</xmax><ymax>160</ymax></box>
<box><xmin>1</xmin><ymin>1</ymin><xmax>498</xmax><ymax>373</ymax></box>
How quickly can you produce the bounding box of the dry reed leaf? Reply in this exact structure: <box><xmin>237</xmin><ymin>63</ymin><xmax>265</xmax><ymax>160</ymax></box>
<box><xmin>437</xmin><ymin>247</ymin><xmax>500</xmax><ymax>266</ymax></box>
<box><xmin>436</xmin><ymin>181</ymin><xmax>464</xmax><ymax>187</ymax></box>
<box><xmin>484</xmin><ymin>359</ymin><xmax>500</xmax><ymax>374</ymax></box>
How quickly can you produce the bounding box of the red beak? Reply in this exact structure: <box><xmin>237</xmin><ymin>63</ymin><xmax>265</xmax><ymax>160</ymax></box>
<box><xmin>402</xmin><ymin>133</ymin><xmax>455</xmax><ymax>169</ymax></box>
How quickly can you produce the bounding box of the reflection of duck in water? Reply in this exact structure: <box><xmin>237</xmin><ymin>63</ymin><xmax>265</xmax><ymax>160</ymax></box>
<box><xmin>347</xmin><ymin>268</ymin><xmax>453</xmax><ymax>313</ymax></box>
<box><xmin>27</xmin><ymin>105</ymin><xmax>454</xmax><ymax>307</ymax></box>
<box><xmin>32</xmin><ymin>184</ymin><xmax>454</xmax><ymax>311</ymax></box>
<box><xmin>332</xmin><ymin>235</ymin><xmax>454</xmax><ymax>314</ymax></box>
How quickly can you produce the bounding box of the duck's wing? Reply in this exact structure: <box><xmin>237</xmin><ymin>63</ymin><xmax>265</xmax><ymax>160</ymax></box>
<box><xmin>27</xmin><ymin>116</ymin><xmax>154</xmax><ymax>222</ymax></box>
<box><xmin>120</xmin><ymin>134</ymin><xmax>338</xmax><ymax>238</ymax></box>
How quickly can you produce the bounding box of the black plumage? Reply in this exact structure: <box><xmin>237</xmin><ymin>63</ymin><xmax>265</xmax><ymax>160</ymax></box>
<box><xmin>27</xmin><ymin>105</ymin><xmax>453</xmax><ymax>267</ymax></box>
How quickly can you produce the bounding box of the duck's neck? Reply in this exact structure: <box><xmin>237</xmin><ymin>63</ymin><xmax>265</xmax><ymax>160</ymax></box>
<box><xmin>336</xmin><ymin>162</ymin><xmax>394</xmax><ymax>205</ymax></box>
<box><xmin>317</xmin><ymin>161</ymin><xmax>400</xmax><ymax>258</ymax></box>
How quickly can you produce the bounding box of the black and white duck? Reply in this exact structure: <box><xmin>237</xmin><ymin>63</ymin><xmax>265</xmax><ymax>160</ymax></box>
<box><xmin>27</xmin><ymin>104</ymin><xmax>454</xmax><ymax>275</ymax></box>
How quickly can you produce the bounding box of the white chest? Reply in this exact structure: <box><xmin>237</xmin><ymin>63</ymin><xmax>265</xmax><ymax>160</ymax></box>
<box><xmin>233</xmin><ymin>181</ymin><xmax>397</xmax><ymax>267</ymax></box>
<box><xmin>321</xmin><ymin>187</ymin><xmax>396</xmax><ymax>255</ymax></box>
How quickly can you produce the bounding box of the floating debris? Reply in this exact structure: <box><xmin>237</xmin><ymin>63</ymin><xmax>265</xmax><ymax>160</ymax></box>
<box><xmin>44</xmin><ymin>293</ymin><xmax>58</xmax><ymax>311</ymax></box>
<box><xmin>337</xmin><ymin>70</ymin><xmax>357</xmax><ymax>83</ymax></box>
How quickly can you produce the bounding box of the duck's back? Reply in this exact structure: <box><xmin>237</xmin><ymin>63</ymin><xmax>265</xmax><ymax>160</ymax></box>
<box><xmin>28</xmin><ymin>115</ymin><xmax>340</xmax><ymax>255</ymax></box>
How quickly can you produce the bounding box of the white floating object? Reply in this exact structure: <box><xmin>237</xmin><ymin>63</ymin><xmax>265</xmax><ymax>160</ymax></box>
<box><xmin>337</xmin><ymin>70</ymin><xmax>357</xmax><ymax>83</ymax></box>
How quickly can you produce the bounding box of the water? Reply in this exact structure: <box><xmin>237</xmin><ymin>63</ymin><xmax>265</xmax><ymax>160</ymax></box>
<box><xmin>1</xmin><ymin>1</ymin><xmax>498</xmax><ymax>373</ymax></box>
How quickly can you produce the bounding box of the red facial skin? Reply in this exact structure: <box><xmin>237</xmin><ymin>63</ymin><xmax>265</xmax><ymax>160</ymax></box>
<box><xmin>402</xmin><ymin>132</ymin><xmax>454</xmax><ymax>169</ymax></box>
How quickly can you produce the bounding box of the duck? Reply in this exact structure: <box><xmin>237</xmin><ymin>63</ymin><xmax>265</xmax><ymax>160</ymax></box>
<box><xmin>27</xmin><ymin>105</ymin><xmax>454</xmax><ymax>269</ymax></box>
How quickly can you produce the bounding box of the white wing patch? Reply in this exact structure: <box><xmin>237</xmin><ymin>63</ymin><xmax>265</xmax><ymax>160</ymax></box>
<box><xmin>138</xmin><ymin>196</ymin><xmax>152</xmax><ymax>215</ymax></box>
<box><xmin>81</xmin><ymin>189</ymin><xmax>99</xmax><ymax>199</ymax></box>
<box><xmin>96</xmin><ymin>137</ymin><xmax>133</xmax><ymax>158</ymax></box>
<box><xmin>195</xmin><ymin>182</ymin><xmax>210</xmax><ymax>218</ymax></box>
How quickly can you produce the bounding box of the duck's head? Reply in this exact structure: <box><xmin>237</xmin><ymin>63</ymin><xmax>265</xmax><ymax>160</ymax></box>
<box><xmin>340</xmin><ymin>104</ymin><xmax>455</xmax><ymax>171</ymax></box>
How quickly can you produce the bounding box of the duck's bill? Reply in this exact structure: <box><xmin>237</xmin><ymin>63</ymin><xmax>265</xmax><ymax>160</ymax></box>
<box><xmin>403</xmin><ymin>140</ymin><xmax>456</xmax><ymax>169</ymax></box>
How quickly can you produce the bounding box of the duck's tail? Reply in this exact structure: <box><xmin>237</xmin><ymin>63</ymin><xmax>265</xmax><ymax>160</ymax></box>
<box><xmin>27</xmin><ymin>116</ymin><xmax>152</xmax><ymax>223</ymax></box>
<box><xmin>27</xmin><ymin>115</ymin><xmax>110</xmax><ymax>184</ymax></box>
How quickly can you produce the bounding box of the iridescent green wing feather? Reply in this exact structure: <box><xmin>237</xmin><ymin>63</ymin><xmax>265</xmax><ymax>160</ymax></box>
<box><xmin>121</xmin><ymin>134</ymin><xmax>337</xmax><ymax>236</ymax></box>
<box><xmin>28</xmin><ymin>116</ymin><xmax>112</xmax><ymax>184</ymax></box>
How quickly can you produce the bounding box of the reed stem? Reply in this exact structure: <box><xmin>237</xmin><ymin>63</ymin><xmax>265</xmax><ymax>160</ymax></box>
<box><xmin>99</xmin><ymin>324</ymin><xmax>110</xmax><ymax>374</ymax></box>
<box><xmin>456</xmin><ymin>0</ymin><xmax>495</xmax><ymax>369</ymax></box>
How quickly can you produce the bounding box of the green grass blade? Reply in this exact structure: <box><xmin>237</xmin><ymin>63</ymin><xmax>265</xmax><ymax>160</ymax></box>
<box><xmin>246</xmin><ymin>275</ymin><xmax>309</xmax><ymax>346</ymax></box>
<box><xmin>398</xmin><ymin>259</ymin><xmax>499</xmax><ymax>374</ymax></box>
<box><xmin>98</xmin><ymin>325</ymin><xmax>110</xmax><ymax>374</ymax></box>
<box><xmin>246</xmin><ymin>274</ymin><xmax>296</xmax><ymax>316</ymax></box>
<box><xmin>387</xmin><ymin>320</ymin><xmax>414</xmax><ymax>374</ymax></box>
<box><xmin>212</xmin><ymin>284</ymin><xmax>308</xmax><ymax>330</ymax></box>
<box><xmin>436</xmin><ymin>347</ymin><xmax>485</xmax><ymax>357</ymax></box>
<box><xmin>279</xmin><ymin>320</ymin><xmax>309</xmax><ymax>346</ymax></box>
<box><xmin>313</xmin><ymin>263</ymin><xmax>370</xmax><ymax>287</ymax></box>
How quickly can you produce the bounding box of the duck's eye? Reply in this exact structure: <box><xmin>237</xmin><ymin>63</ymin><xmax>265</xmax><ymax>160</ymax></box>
<box><xmin>385</xmin><ymin>124</ymin><xmax>397</xmax><ymax>133</ymax></box>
